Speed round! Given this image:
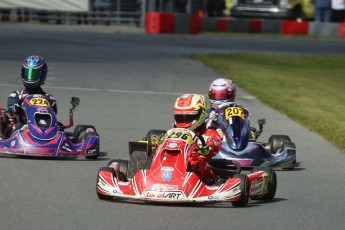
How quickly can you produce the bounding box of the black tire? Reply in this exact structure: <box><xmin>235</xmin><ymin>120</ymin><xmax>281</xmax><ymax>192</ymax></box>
<box><xmin>107</xmin><ymin>159</ymin><xmax>128</xmax><ymax>181</ymax></box>
<box><xmin>0</xmin><ymin>118</ymin><xmax>6</xmax><ymax>140</ymax></box>
<box><xmin>73</xmin><ymin>125</ymin><xmax>97</xmax><ymax>143</ymax></box>
<box><xmin>84</xmin><ymin>132</ymin><xmax>99</xmax><ymax>159</ymax></box>
<box><xmin>231</xmin><ymin>174</ymin><xmax>250</xmax><ymax>207</ymax></box>
<box><xmin>146</xmin><ymin>129</ymin><xmax>166</xmax><ymax>156</ymax></box>
<box><xmin>96</xmin><ymin>167</ymin><xmax>114</xmax><ymax>200</ymax></box>
<box><xmin>251</xmin><ymin>167</ymin><xmax>277</xmax><ymax>201</ymax></box>
<box><xmin>128</xmin><ymin>151</ymin><xmax>148</xmax><ymax>179</ymax></box>
<box><xmin>268</xmin><ymin>135</ymin><xmax>291</xmax><ymax>154</ymax></box>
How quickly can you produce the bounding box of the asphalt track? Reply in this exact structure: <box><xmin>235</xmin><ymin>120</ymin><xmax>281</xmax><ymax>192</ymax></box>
<box><xmin>0</xmin><ymin>24</ymin><xmax>345</xmax><ymax>230</ymax></box>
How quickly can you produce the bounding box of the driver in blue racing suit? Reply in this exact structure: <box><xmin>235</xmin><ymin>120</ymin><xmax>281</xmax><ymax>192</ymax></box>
<box><xmin>7</xmin><ymin>55</ymin><xmax>57</xmax><ymax>134</ymax></box>
<box><xmin>206</xmin><ymin>78</ymin><xmax>256</xmax><ymax>140</ymax></box>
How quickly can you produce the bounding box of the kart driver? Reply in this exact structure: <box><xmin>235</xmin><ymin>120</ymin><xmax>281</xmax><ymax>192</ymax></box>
<box><xmin>207</xmin><ymin>78</ymin><xmax>256</xmax><ymax>140</ymax></box>
<box><xmin>7</xmin><ymin>55</ymin><xmax>57</xmax><ymax>133</ymax></box>
<box><xmin>158</xmin><ymin>93</ymin><xmax>222</xmax><ymax>184</ymax></box>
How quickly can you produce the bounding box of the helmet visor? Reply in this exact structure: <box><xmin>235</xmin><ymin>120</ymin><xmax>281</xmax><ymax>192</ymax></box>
<box><xmin>174</xmin><ymin>114</ymin><xmax>199</xmax><ymax>123</ymax></box>
<box><xmin>209</xmin><ymin>91</ymin><xmax>229</xmax><ymax>100</ymax></box>
<box><xmin>22</xmin><ymin>68</ymin><xmax>42</xmax><ymax>81</ymax></box>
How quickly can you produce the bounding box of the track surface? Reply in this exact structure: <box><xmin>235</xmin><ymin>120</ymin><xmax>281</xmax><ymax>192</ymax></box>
<box><xmin>0</xmin><ymin>24</ymin><xmax>345</xmax><ymax>230</ymax></box>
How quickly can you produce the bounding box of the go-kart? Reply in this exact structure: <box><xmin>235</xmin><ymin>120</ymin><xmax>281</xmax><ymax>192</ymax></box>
<box><xmin>0</xmin><ymin>94</ymin><xmax>99</xmax><ymax>159</ymax></box>
<box><xmin>97</xmin><ymin>128</ymin><xmax>276</xmax><ymax>206</ymax></box>
<box><xmin>211</xmin><ymin>103</ymin><xmax>296</xmax><ymax>169</ymax></box>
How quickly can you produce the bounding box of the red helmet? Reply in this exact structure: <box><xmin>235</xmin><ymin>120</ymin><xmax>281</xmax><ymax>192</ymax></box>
<box><xmin>173</xmin><ymin>94</ymin><xmax>207</xmax><ymax>131</ymax></box>
<box><xmin>208</xmin><ymin>78</ymin><xmax>236</xmax><ymax>108</ymax></box>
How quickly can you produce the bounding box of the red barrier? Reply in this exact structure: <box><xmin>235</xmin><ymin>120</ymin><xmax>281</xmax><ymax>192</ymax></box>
<box><xmin>281</xmin><ymin>20</ymin><xmax>309</xmax><ymax>35</ymax></box>
<box><xmin>189</xmin><ymin>15</ymin><xmax>202</xmax><ymax>34</ymax></box>
<box><xmin>216</xmin><ymin>18</ymin><xmax>230</xmax><ymax>32</ymax></box>
<box><xmin>145</xmin><ymin>12</ymin><xmax>175</xmax><ymax>34</ymax></box>
<box><xmin>339</xmin><ymin>23</ymin><xmax>345</xmax><ymax>37</ymax></box>
<box><xmin>249</xmin><ymin>19</ymin><xmax>262</xmax><ymax>33</ymax></box>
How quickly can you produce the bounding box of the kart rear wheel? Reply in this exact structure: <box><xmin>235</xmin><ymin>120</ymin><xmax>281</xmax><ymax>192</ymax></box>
<box><xmin>146</xmin><ymin>129</ymin><xmax>166</xmax><ymax>156</ymax></box>
<box><xmin>73</xmin><ymin>125</ymin><xmax>97</xmax><ymax>143</ymax></box>
<box><xmin>107</xmin><ymin>159</ymin><xmax>128</xmax><ymax>182</ymax></box>
<box><xmin>128</xmin><ymin>150</ymin><xmax>148</xmax><ymax>179</ymax></box>
<box><xmin>251</xmin><ymin>167</ymin><xmax>277</xmax><ymax>201</ymax></box>
<box><xmin>268</xmin><ymin>135</ymin><xmax>291</xmax><ymax>154</ymax></box>
<box><xmin>0</xmin><ymin>119</ymin><xmax>6</xmax><ymax>140</ymax></box>
<box><xmin>231</xmin><ymin>174</ymin><xmax>250</xmax><ymax>207</ymax></box>
<box><xmin>96</xmin><ymin>167</ymin><xmax>114</xmax><ymax>201</ymax></box>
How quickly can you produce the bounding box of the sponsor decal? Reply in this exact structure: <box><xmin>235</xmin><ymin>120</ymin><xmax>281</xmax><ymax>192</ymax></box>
<box><xmin>9</xmin><ymin>93</ymin><xmax>16</xmax><ymax>97</ymax></box>
<box><xmin>87</xmin><ymin>149</ymin><xmax>97</xmax><ymax>155</ymax></box>
<box><xmin>61</xmin><ymin>143</ymin><xmax>72</xmax><ymax>152</ymax></box>
<box><xmin>144</xmin><ymin>190</ymin><xmax>184</xmax><ymax>200</ymax></box>
<box><xmin>162</xmin><ymin>171</ymin><xmax>172</xmax><ymax>181</ymax></box>
<box><xmin>151</xmin><ymin>184</ymin><xmax>179</xmax><ymax>190</ymax></box>
<box><xmin>208</xmin><ymin>196</ymin><xmax>220</xmax><ymax>200</ymax></box>
<box><xmin>250</xmin><ymin>179</ymin><xmax>263</xmax><ymax>194</ymax></box>
<box><xmin>168</xmin><ymin>142</ymin><xmax>178</xmax><ymax>148</ymax></box>
<box><xmin>11</xmin><ymin>141</ymin><xmax>16</xmax><ymax>147</ymax></box>
<box><xmin>161</xmin><ymin>167</ymin><xmax>174</xmax><ymax>171</ymax></box>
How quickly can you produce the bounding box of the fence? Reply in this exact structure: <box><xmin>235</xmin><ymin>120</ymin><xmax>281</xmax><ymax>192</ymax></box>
<box><xmin>0</xmin><ymin>0</ymin><xmax>209</xmax><ymax>26</ymax></box>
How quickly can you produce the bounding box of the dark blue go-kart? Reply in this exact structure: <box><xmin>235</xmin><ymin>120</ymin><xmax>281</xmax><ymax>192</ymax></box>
<box><xmin>211</xmin><ymin>103</ymin><xmax>296</xmax><ymax>169</ymax></box>
<box><xmin>0</xmin><ymin>94</ymin><xmax>99</xmax><ymax>159</ymax></box>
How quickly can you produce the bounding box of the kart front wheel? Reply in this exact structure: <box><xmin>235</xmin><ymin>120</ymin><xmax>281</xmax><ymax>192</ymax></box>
<box><xmin>107</xmin><ymin>159</ymin><xmax>129</xmax><ymax>182</ymax></box>
<box><xmin>96</xmin><ymin>167</ymin><xmax>114</xmax><ymax>201</ymax></box>
<box><xmin>128</xmin><ymin>151</ymin><xmax>148</xmax><ymax>179</ymax></box>
<box><xmin>73</xmin><ymin>125</ymin><xmax>97</xmax><ymax>143</ymax></box>
<box><xmin>268</xmin><ymin>135</ymin><xmax>291</xmax><ymax>154</ymax></box>
<box><xmin>251</xmin><ymin>167</ymin><xmax>277</xmax><ymax>201</ymax></box>
<box><xmin>231</xmin><ymin>174</ymin><xmax>250</xmax><ymax>207</ymax></box>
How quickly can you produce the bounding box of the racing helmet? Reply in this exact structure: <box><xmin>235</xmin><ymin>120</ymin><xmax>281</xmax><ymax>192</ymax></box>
<box><xmin>173</xmin><ymin>94</ymin><xmax>207</xmax><ymax>131</ymax></box>
<box><xmin>21</xmin><ymin>55</ymin><xmax>48</xmax><ymax>89</ymax></box>
<box><xmin>208</xmin><ymin>78</ymin><xmax>236</xmax><ymax>108</ymax></box>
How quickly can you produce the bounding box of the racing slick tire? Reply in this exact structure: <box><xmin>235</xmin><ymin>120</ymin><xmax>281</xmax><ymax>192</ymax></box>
<box><xmin>268</xmin><ymin>135</ymin><xmax>291</xmax><ymax>154</ymax></box>
<box><xmin>251</xmin><ymin>167</ymin><xmax>277</xmax><ymax>201</ymax></box>
<box><xmin>128</xmin><ymin>151</ymin><xmax>148</xmax><ymax>179</ymax></box>
<box><xmin>84</xmin><ymin>132</ymin><xmax>100</xmax><ymax>159</ymax></box>
<box><xmin>0</xmin><ymin>119</ymin><xmax>6</xmax><ymax>140</ymax></box>
<box><xmin>96</xmin><ymin>167</ymin><xmax>114</xmax><ymax>200</ymax></box>
<box><xmin>146</xmin><ymin>129</ymin><xmax>166</xmax><ymax>156</ymax></box>
<box><xmin>231</xmin><ymin>174</ymin><xmax>250</xmax><ymax>207</ymax></box>
<box><xmin>73</xmin><ymin>125</ymin><xmax>97</xmax><ymax>143</ymax></box>
<box><xmin>107</xmin><ymin>159</ymin><xmax>128</xmax><ymax>181</ymax></box>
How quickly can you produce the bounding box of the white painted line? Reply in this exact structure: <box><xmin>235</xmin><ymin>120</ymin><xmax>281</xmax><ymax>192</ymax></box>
<box><xmin>0</xmin><ymin>83</ymin><xmax>255</xmax><ymax>99</ymax></box>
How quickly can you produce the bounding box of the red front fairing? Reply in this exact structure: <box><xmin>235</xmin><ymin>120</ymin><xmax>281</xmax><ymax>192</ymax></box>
<box><xmin>97</xmin><ymin>128</ymin><xmax>248</xmax><ymax>202</ymax></box>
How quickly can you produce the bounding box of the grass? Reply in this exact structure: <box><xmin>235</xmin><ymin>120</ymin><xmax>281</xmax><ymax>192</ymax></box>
<box><xmin>191</xmin><ymin>53</ymin><xmax>345</xmax><ymax>152</ymax></box>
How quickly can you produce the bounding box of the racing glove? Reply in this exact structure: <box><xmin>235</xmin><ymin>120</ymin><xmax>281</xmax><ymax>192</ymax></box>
<box><xmin>12</xmin><ymin>104</ymin><xmax>21</xmax><ymax>114</ymax></box>
<box><xmin>198</xmin><ymin>145</ymin><xmax>210</xmax><ymax>156</ymax></box>
<box><xmin>209</xmin><ymin>111</ymin><xmax>217</xmax><ymax>121</ymax></box>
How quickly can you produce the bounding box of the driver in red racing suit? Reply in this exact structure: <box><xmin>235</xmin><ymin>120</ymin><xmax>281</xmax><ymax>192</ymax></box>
<box><xmin>6</xmin><ymin>56</ymin><xmax>57</xmax><ymax>135</ymax></box>
<box><xmin>158</xmin><ymin>93</ymin><xmax>222</xmax><ymax>184</ymax></box>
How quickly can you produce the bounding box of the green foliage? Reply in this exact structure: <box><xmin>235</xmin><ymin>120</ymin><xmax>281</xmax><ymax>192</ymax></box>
<box><xmin>191</xmin><ymin>53</ymin><xmax>345</xmax><ymax>152</ymax></box>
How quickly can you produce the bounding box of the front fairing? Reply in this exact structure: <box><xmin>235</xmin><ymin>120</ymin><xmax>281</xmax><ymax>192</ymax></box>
<box><xmin>217</xmin><ymin>106</ymin><xmax>250</xmax><ymax>151</ymax></box>
<box><xmin>21</xmin><ymin>95</ymin><xmax>58</xmax><ymax>140</ymax></box>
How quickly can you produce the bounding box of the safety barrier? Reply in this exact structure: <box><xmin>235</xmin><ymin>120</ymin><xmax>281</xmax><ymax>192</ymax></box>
<box><xmin>145</xmin><ymin>12</ymin><xmax>345</xmax><ymax>38</ymax></box>
<box><xmin>0</xmin><ymin>7</ymin><xmax>142</xmax><ymax>25</ymax></box>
